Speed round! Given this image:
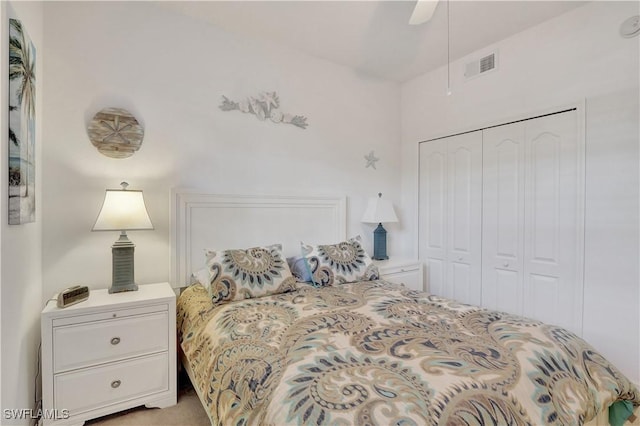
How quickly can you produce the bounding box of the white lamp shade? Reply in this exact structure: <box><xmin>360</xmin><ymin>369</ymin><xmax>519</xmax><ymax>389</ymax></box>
<box><xmin>361</xmin><ymin>195</ymin><xmax>398</xmax><ymax>224</ymax></box>
<box><xmin>92</xmin><ymin>189</ymin><xmax>154</xmax><ymax>231</ymax></box>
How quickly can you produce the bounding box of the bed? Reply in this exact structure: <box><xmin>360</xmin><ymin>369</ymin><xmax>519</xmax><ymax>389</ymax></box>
<box><xmin>171</xmin><ymin>190</ymin><xmax>639</xmax><ymax>426</ymax></box>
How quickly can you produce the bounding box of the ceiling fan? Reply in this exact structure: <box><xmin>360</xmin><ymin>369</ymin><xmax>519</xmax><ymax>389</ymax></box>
<box><xmin>410</xmin><ymin>0</ymin><xmax>452</xmax><ymax>95</ymax></box>
<box><xmin>409</xmin><ymin>0</ymin><xmax>440</xmax><ymax>25</ymax></box>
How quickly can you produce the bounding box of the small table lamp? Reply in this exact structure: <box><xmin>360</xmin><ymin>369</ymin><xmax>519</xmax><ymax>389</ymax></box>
<box><xmin>92</xmin><ymin>182</ymin><xmax>154</xmax><ymax>293</ymax></box>
<box><xmin>361</xmin><ymin>193</ymin><xmax>398</xmax><ymax>260</ymax></box>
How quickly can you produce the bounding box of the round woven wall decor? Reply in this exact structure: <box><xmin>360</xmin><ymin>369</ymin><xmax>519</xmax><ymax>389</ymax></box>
<box><xmin>87</xmin><ymin>107</ymin><xmax>144</xmax><ymax>159</ymax></box>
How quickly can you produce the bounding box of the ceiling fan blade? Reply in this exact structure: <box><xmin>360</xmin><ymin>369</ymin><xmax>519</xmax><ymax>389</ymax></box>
<box><xmin>409</xmin><ymin>0</ymin><xmax>440</xmax><ymax>25</ymax></box>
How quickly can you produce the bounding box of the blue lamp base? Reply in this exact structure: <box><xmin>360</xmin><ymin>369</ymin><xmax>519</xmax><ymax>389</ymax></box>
<box><xmin>372</xmin><ymin>223</ymin><xmax>389</xmax><ymax>260</ymax></box>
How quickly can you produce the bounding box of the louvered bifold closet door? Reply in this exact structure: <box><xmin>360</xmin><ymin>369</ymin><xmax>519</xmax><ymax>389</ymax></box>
<box><xmin>419</xmin><ymin>131</ymin><xmax>482</xmax><ymax>305</ymax></box>
<box><xmin>482</xmin><ymin>110</ymin><xmax>583</xmax><ymax>334</ymax></box>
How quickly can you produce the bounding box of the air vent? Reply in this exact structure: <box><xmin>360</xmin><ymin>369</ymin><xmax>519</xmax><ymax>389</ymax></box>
<box><xmin>480</xmin><ymin>54</ymin><xmax>495</xmax><ymax>73</ymax></box>
<box><xmin>464</xmin><ymin>51</ymin><xmax>498</xmax><ymax>80</ymax></box>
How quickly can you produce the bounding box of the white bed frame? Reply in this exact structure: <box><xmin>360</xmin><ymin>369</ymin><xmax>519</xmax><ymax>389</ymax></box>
<box><xmin>171</xmin><ymin>190</ymin><xmax>347</xmax><ymax>423</ymax></box>
<box><xmin>170</xmin><ymin>189</ymin><xmax>347</xmax><ymax>288</ymax></box>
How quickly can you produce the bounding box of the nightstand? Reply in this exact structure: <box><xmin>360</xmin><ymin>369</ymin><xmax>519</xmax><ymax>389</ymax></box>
<box><xmin>374</xmin><ymin>258</ymin><xmax>424</xmax><ymax>292</ymax></box>
<box><xmin>41</xmin><ymin>282</ymin><xmax>177</xmax><ymax>426</ymax></box>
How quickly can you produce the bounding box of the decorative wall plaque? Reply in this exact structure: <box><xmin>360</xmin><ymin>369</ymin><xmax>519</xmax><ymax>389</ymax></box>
<box><xmin>87</xmin><ymin>107</ymin><xmax>144</xmax><ymax>158</ymax></box>
<box><xmin>219</xmin><ymin>91</ymin><xmax>308</xmax><ymax>129</ymax></box>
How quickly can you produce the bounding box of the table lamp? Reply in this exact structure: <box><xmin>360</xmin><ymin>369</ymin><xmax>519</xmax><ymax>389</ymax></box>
<box><xmin>361</xmin><ymin>193</ymin><xmax>398</xmax><ymax>260</ymax></box>
<box><xmin>92</xmin><ymin>182</ymin><xmax>154</xmax><ymax>293</ymax></box>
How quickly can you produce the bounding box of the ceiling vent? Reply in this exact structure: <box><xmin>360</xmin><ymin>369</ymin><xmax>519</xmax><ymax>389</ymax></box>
<box><xmin>464</xmin><ymin>51</ymin><xmax>498</xmax><ymax>80</ymax></box>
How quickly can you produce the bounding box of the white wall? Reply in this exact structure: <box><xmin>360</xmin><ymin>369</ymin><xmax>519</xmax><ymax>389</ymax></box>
<box><xmin>41</xmin><ymin>2</ymin><xmax>401</xmax><ymax>296</ymax></box>
<box><xmin>1</xmin><ymin>1</ymin><xmax>44</xmax><ymax>424</ymax></box>
<box><xmin>400</xmin><ymin>1</ymin><xmax>639</xmax><ymax>383</ymax></box>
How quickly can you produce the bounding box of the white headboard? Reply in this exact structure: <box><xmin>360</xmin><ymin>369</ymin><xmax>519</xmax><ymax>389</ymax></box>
<box><xmin>170</xmin><ymin>190</ymin><xmax>347</xmax><ymax>287</ymax></box>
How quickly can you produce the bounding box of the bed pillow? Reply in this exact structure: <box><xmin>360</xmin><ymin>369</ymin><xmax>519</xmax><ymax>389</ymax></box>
<box><xmin>286</xmin><ymin>256</ymin><xmax>313</xmax><ymax>283</ymax></box>
<box><xmin>190</xmin><ymin>267</ymin><xmax>211</xmax><ymax>290</ymax></box>
<box><xmin>205</xmin><ymin>244</ymin><xmax>297</xmax><ymax>305</ymax></box>
<box><xmin>301</xmin><ymin>236</ymin><xmax>379</xmax><ymax>287</ymax></box>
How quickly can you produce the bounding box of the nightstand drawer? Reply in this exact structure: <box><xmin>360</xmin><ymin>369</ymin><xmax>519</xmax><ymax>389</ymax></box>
<box><xmin>381</xmin><ymin>264</ymin><xmax>420</xmax><ymax>275</ymax></box>
<box><xmin>53</xmin><ymin>311</ymin><xmax>168</xmax><ymax>373</ymax></box>
<box><xmin>383</xmin><ymin>269</ymin><xmax>422</xmax><ymax>291</ymax></box>
<box><xmin>55</xmin><ymin>352</ymin><xmax>169</xmax><ymax>415</ymax></box>
<box><xmin>375</xmin><ymin>259</ymin><xmax>424</xmax><ymax>292</ymax></box>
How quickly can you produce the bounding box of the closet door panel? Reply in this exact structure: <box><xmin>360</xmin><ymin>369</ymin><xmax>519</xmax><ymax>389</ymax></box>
<box><xmin>529</xmin><ymin>130</ymin><xmax>561</xmax><ymax>267</ymax></box>
<box><xmin>495</xmin><ymin>269</ymin><xmax>520</xmax><ymax>311</ymax></box>
<box><xmin>528</xmin><ymin>274</ymin><xmax>560</xmax><ymax>326</ymax></box>
<box><xmin>496</xmin><ymin>144</ymin><xmax>521</xmax><ymax>258</ymax></box>
<box><xmin>523</xmin><ymin>111</ymin><xmax>581</xmax><ymax>333</ymax></box>
<box><xmin>450</xmin><ymin>147</ymin><xmax>472</xmax><ymax>254</ymax></box>
<box><xmin>419</xmin><ymin>131</ymin><xmax>482</xmax><ymax>303</ymax></box>
<box><xmin>425</xmin><ymin>259</ymin><xmax>445</xmax><ymax>295</ymax></box>
<box><xmin>482</xmin><ymin>266</ymin><xmax>521</xmax><ymax>314</ymax></box>
<box><xmin>447</xmin><ymin>132</ymin><xmax>482</xmax><ymax>305</ymax></box>
<box><xmin>450</xmin><ymin>262</ymin><xmax>471</xmax><ymax>303</ymax></box>
<box><xmin>482</xmin><ymin>123</ymin><xmax>525</xmax><ymax>315</ymax></box>
<box><xmin>419</xmin><ymin>140</ymin><xmax>447</xmax><ymax>296</ymax></box>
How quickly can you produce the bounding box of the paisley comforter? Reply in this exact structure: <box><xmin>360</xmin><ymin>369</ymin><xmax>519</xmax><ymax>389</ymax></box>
<box><xmin>178</xmin><ymin>280</ymin><xmax>639</xmax><ymax>426</ymax></box>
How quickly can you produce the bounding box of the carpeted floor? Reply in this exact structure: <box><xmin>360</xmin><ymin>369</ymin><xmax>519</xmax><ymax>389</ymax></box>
<box><xmin>86</xmin><ymin>373</ymin><xmax>210</xmax><ymax>426</ymax></box>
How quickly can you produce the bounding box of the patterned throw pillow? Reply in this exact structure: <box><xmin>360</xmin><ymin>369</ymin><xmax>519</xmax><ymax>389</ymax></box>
<box><xmin>301</xmin><ymin>236</ymin><xmax>379</xmax><ymax>287</ymax></box>
<box><xmin>205</xmin><ymin>244</ymin><xmax>297</xmax><ymax>305</ymax></box>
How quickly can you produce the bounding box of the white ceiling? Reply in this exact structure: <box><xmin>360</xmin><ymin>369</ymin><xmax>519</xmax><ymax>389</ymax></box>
<box><xmin>158</xmin><ymin>1</ymin><xmax>587</xmax><ymax>82</ymax></box>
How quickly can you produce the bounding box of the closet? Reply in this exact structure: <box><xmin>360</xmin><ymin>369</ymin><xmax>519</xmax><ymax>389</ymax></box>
<box><xmin>418</xmin><ymin>109</ymin><xmax>584</xmax><ymax>334</ymax></box>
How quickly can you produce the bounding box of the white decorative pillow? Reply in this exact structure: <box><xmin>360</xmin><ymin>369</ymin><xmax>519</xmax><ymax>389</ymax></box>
<box><xmin>190</xmin><ymin>268</ymin><xmax>211</xmax><ymax>290</ymax></box>
<box><xmin>205</xmin><ymin>244</ymin><xmax>297</xmax><ymax>305</ymax></box>
<box><xmin>301</xmin><ymin>236</ymin><xmax>379</xmax><ymax>287</ymax></box>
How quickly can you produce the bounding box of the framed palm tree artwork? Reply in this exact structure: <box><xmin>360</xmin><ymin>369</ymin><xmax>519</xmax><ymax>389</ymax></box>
<box><xmin>8</xmin><ymin>17</ymin><xmax>36</xmax><ymax>225</ymax></box>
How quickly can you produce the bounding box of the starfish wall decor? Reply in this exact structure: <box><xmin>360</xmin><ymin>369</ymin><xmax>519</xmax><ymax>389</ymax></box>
<box><xmin>364</xmin><ymin>151</ymin><xmax>379</xmax><ymax>169</ymax></box>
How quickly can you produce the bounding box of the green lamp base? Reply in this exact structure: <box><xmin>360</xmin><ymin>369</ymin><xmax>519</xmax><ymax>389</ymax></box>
<box><xmin>109</xmin><ymin>231</ymin><xmax>139</xmax><ymax>293</ymax></box>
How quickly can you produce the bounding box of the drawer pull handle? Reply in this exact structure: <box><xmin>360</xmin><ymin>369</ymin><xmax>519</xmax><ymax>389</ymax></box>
<box><xmin>111</xmin><ymin>380</ymin><xmax>121</xmax><ymax>389</ymax></box>
<box><xmin>110</xmin><ymin>337</ymin><xmax>121</xmax><ymax>345</ymax></box>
